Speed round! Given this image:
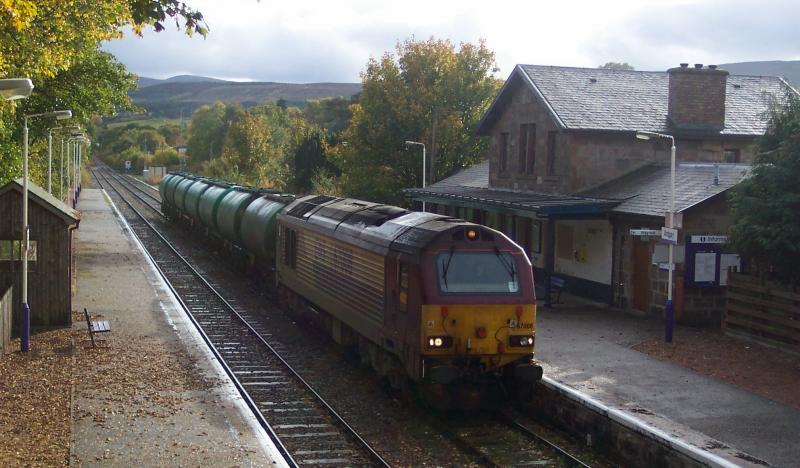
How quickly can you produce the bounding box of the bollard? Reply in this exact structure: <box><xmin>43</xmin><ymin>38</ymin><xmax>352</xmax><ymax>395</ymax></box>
<box><xmin>21</xmin><ymin>303</ymin><xmax>30</xmax><ymax>352</ymax></box>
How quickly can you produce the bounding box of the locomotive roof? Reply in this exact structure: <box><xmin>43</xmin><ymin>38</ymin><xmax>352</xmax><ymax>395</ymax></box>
<box><xmin>280</xmin><ymin>195</ymin><xmax>477</xmax><ymax>257</ymax></box>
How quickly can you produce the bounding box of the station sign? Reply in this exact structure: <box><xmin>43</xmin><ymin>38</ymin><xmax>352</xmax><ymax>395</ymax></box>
<box><xmin>630</xmin><ymin>229</ymin><xmax>661</xmax><ymax>237</ymax></box>
<box><xmin>690</xmin><ymin>235</ymin><xmax>727</xmax><ymax>244</ymax></box>
<box><xmin>658</xmin><ymin>263</ymin><xmax>675</xmax><ymax>271</ymax></box>
<box><xmin>661</xmin><ymin>227</ymin><xmax>679</xmax><ymax>244</ymax></box>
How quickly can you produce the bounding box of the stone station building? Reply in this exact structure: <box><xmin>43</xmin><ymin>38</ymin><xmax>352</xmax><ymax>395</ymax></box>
<box><xmin>405</xmin><ymin>63</ymin><xmax>796</xmax><ymax>325</ymax></box>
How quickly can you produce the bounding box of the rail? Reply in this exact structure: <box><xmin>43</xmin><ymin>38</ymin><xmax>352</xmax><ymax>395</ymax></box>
<box><xmin>92</xmin><ymin>166</ymin><xmax>390</xmax><ymax>467</ymax></box>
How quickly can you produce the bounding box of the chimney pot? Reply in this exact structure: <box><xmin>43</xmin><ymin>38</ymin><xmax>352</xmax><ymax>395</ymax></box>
<box><xmin>680</xmin><ymin>63</ymin><xmax>689</xmax><ymax>68</ymax></box>
<box><xmin>694</xmin><ymin>63</ymin><xmax>703</xmax><ymax>69</ymax></box>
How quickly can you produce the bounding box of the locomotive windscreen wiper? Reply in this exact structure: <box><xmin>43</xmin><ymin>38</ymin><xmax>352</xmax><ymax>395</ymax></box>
<box><xmin>441</xmin><ymin>246</ymin><xmax>456</xmax><ymax>288</ymax></box>
<box><xmin>494</xmin><ymin>247</ymin><xmax>516</xmax><ymax>281</ymax></box>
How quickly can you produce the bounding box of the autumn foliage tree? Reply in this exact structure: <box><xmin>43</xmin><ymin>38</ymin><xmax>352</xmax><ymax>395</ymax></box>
<box><xmin>0</xmin><ymin>0</ymin><xmax>206</xmax><ymax>185</ymax></box>
<box><xmin>332</xmin><ymin>37</ymin><xmax>502</xmax><ymax>205</ymax></box>
<box><xmin>729</xmin><ymin>91</ymin><xmax>800</xmax><ymax>285</ymax></box>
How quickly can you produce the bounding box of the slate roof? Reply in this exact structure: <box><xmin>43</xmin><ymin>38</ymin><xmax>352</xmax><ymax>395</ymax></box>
<box><xmin>404</xmin><ymin>161</ymin><xmax>618</xmax><ymax>216</ymax></box>
<box><xmin>0</xmin><ymin>178</ymin><xmax>80</xmax><ymax>224</ymax></box>
<box><xmin>582</xmin><ymin>163</ymin><xmax>750</xmax><ymax>217</ymax></box>
<box><xmin>477</xmin><ymin>65</ymin><xmax>793</xmax><ymax>136</ymax></box>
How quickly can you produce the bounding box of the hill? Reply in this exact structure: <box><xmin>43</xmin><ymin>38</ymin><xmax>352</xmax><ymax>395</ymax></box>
<box><xmin>136</xmin><ymin>74</ymin><xmax>230</xmax><ymax>88</ymax></box>
<box><xmin>130</xmin><ymin>76</ymin><xmax>361</xmax><ymax>117</ymax></box>
<box><xmin>720</xmin><ymin>60</ymin><xmax>800</xmax><ymax>86</ymax></box>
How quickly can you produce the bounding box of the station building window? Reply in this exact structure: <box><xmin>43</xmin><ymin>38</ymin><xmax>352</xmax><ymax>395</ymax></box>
<box><xmin>499</xmin><ymin>132</ymin><xmax>510</xmax><ymax>172</ymax></box>
<box><xmin>546</xmin><ymin>131</ymin><xmax>558</xmax><ymax>176</ymax></box>
<box><xmin>519</xmin><ymin>123</ymin><xmax>536</xmax><ymax>174</ymax></box>
<box><xmin>724</xmin><ymin>149</ymin><xmax>741</xmax><ymax>163</ymax></box>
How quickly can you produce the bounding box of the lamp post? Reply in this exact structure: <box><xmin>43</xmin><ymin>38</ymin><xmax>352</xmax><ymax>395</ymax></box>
<box><xmin>1</xmin><ymin>78</ymin><xmax>34</xmax><ymax>353</ymax></box>
<box><xmin>404</xmin><ymin>140</ymin><xmax>427</xmax><ymax>212</ymax></box>
<box><xmin>76</xmin><ymin>137</ymin><xmax>89</xmax><ymax>201</ymax></box>
<box><xmin>66</xmin><ymin>134</ymin><xmax>84</xmax><ymax>207</ymax></box>
<box><xmin>636</xmin><ymin>130</ymin><xmax>676</xmax><ymax>343</ymax></box>
<box><xmin>20</xmin><ymin>109</ymin><xmax>72</xmax><ymax>352</ymax></box>
<box><xmin>48</xmin><ymin>125</ymin><xmax>80</xmax><ymax>195</ymax></box>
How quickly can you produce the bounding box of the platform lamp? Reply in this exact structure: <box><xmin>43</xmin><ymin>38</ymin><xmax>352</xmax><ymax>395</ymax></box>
<box><xmin>1</xmin><ymin>79</ymin><xmax>33</xmax><ymax>353</ymax></box>
<box><xmin>76</xmin><ymin>136</ymin><xmax>90</xmax><ymax>200</ymax></box>
<box><xmin>20</xmin><ymin>109</ymin><xmax>72</xmax><ymax>352</ymax></box>
<box><xmin>57</xmin><ymin>126</ymin><xmax>82</xmax><ymax>201</ymax></box>
<box><xmin>66</xmin><ymin>133</ymin><xmax>84</xmax><ymax>207</ymax></box>
<box><xmin>404</xmin><ymin>140</ymin><xmax>427</xmax><ymax>212</ymax></box>
<box><xmin>635</xmin><ymin>130</ymin><xmax>676</xmax><ymax>344</ymax></box>
<box><xmin>48</xmin><ymin>125</ymin><xmax>80</xmax><ymax>195</ymax></box>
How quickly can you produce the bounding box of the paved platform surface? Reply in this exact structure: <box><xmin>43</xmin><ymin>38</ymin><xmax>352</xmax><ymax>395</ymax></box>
<box><xmin>70</xmin><ymin>189</ymin><xmax>286</xmax><ymax>467</ymax></box>
<box><xmin>536</xmin><ymin>299</ymin><xmax>800</xmax><ymax>467</ymax></box>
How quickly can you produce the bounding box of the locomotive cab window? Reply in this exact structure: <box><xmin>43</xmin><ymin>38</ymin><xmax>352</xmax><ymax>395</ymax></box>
<box><xmin>437</xmin><ymin>251</ymin><xmax>520</xmax><ymax>294</ymax></box>
<box><xmin>283</xmin><ymin>227</ymin><xmax>297</xmax><ymax>268</ymax></box>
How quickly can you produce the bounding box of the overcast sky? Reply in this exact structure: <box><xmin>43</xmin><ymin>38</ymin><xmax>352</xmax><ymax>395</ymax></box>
<box><xmin>102</xmin><ymin>0</ymin><xmax>800</xmax><ymax>83</ymax></box>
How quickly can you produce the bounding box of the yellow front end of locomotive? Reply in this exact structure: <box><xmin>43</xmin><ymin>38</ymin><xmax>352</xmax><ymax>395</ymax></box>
<box><xmin>420</xmin><ymin>303</ymin><xmax>537</xmax><ymax>371</ymax></box>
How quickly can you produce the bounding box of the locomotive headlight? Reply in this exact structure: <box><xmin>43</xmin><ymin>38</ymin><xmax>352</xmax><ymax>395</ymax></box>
<box><xmin>426</xmin><ymin>336</ymin><xmax>453</xmax><ymax>349</ymax></box>
<box><xmin>509</xmin><ymin>335</ymin><xmax>535</xmax><ymax>348</ymax></box>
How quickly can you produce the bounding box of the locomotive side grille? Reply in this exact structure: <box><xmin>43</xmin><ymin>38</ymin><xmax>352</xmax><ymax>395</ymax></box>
<box><xmin>294</xmin><ymin>229</ymin><xmax>385</xmax><ymax>326</ymax></box>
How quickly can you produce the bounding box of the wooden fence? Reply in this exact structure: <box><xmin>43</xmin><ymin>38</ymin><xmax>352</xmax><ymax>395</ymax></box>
<box><xmin>725</xmin><ymin>272</ymin><xmax>800</xmax><ymax>353</ymax></box>
<box><xmin>0</xmin><ymin>285</ymin><xmax>12</xmax><ymax>354</ymax></box>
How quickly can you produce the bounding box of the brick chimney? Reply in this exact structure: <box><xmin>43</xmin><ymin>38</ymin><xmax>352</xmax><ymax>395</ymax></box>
<box><xmin>667</xmin><ymin>63</ymin><xmax>729</xmax><ymax>131</ymax></box>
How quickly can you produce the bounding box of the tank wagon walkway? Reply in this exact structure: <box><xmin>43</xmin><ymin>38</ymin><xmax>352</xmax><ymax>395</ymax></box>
<box><xmin>70</xmin><ymin>188</ymin><xmax>286</xmax><ymax>466</ymax></box>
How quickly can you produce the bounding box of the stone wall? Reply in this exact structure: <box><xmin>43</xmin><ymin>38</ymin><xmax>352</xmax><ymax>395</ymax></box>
<box><xmin>613</xmin><ymin>195</ymin><xmax>734</xmax><ymax>326</ymax></box>
<box><xmin>484</xmin><ymin>71</ymin><xmax>757</xmax><ymax>195</ymax></box>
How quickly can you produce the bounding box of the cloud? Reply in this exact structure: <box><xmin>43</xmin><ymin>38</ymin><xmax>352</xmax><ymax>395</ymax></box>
<box><xmin>102</xmin><ymin>0</ymin><xmax>800</xmax><ymax>82</ymax></box>
<box><xmin>581</xmin><ymin>0</ymin><xmax>800</xmax><ymax>70</ymax></box>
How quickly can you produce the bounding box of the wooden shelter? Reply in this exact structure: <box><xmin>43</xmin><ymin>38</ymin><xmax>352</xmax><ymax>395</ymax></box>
<box><xmin>0</xmin><ymin>178</ymin><xmax>79</xmax><ymax>328</ymax></box>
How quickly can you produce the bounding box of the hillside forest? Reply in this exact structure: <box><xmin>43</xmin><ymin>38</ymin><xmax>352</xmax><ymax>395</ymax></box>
<box><xmin>98</xmin><ymin>38</ymin><xmax>503</xmax><ymax>206</ymax></box>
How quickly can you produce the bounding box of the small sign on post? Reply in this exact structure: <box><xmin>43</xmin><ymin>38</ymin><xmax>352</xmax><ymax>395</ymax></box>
<box><xmin>661</xmin><ymin>227</ymin><xmax>678</xmax><ymax>244</ymax></box>
<box><xmin>124</xmin><ymin>160</ymin><xmax>131</xmax><ymax>170</ymax></box>
<box><xmin>630</xmin><ymin>229</ymin><xmax>661</xmax><ymax>237</ymax></box>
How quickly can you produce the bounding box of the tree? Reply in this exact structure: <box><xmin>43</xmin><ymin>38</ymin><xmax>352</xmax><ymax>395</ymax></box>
<box><xmin>303</xmin><ymin>96</ymin><xmax>355</xmax><ymax>135</ymax></box>
<box><xmin>332</xmin><ymin>37</ymin><xmax>502</xmax><ymax>205</ymax></box>
<box><xmin>204</xmin><ymin>107</ymin><xmax>289</xmax><ymax>189</ymax></box>
<box><xmin>289</xmin><ymin>126</ymin><xmax>336</xmax><ymax>193</ymax></box>
<box><xmin>598</xmin><ymin>62</ymin><xmax>635</xmax><ymax>70</ymax></box>
<box><xmin>729</xmin><ymin>91</ymin><xmax>800</xmax><ymax>285</ymax></box>
<box><xmin>0</xmin><ymin>0</ymin><xmax>207</xmax><ymax>186</ymax></box>
<box><xmin>186</xmin><ymin>102</ymin><xmax>243</xmax><ymax>164</ymax></box>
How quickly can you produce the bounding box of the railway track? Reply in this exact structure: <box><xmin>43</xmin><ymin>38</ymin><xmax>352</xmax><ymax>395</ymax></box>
<box><xmin>91</xmin><ymin>163</ymin><xmax>597</xmax><ymax>468</ymax></box>
<box><xmin>428</xmin><ymin>409</ymin><xmax>591</xmax><ymax>467</ymax></box>
<box><xmin>92</xmin><ymin>166</ymin><xmax>389</xmax><ymax>468</ymax></box>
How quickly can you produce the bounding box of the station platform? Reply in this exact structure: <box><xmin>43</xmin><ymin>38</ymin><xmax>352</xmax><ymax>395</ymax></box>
<box><xmin>70</xmin><ymin>189</ymin><xmax>287</xmax><ymax>466</ymax></box>
<box><xmin>536</xmin><ymin>297</ymin><xmax>800</xmax><ymax>467</ymax></box>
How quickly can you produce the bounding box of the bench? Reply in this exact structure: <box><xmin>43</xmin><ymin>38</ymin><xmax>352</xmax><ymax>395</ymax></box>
<box><xmin>550</xmin><ymin>276</ymin><xmax>565</xmax><ymax>305</ymax></box>
<box><xmin>83</xmin><ymin>308</ymin><xmax>111</xmax><ymax>347</ymax></box>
